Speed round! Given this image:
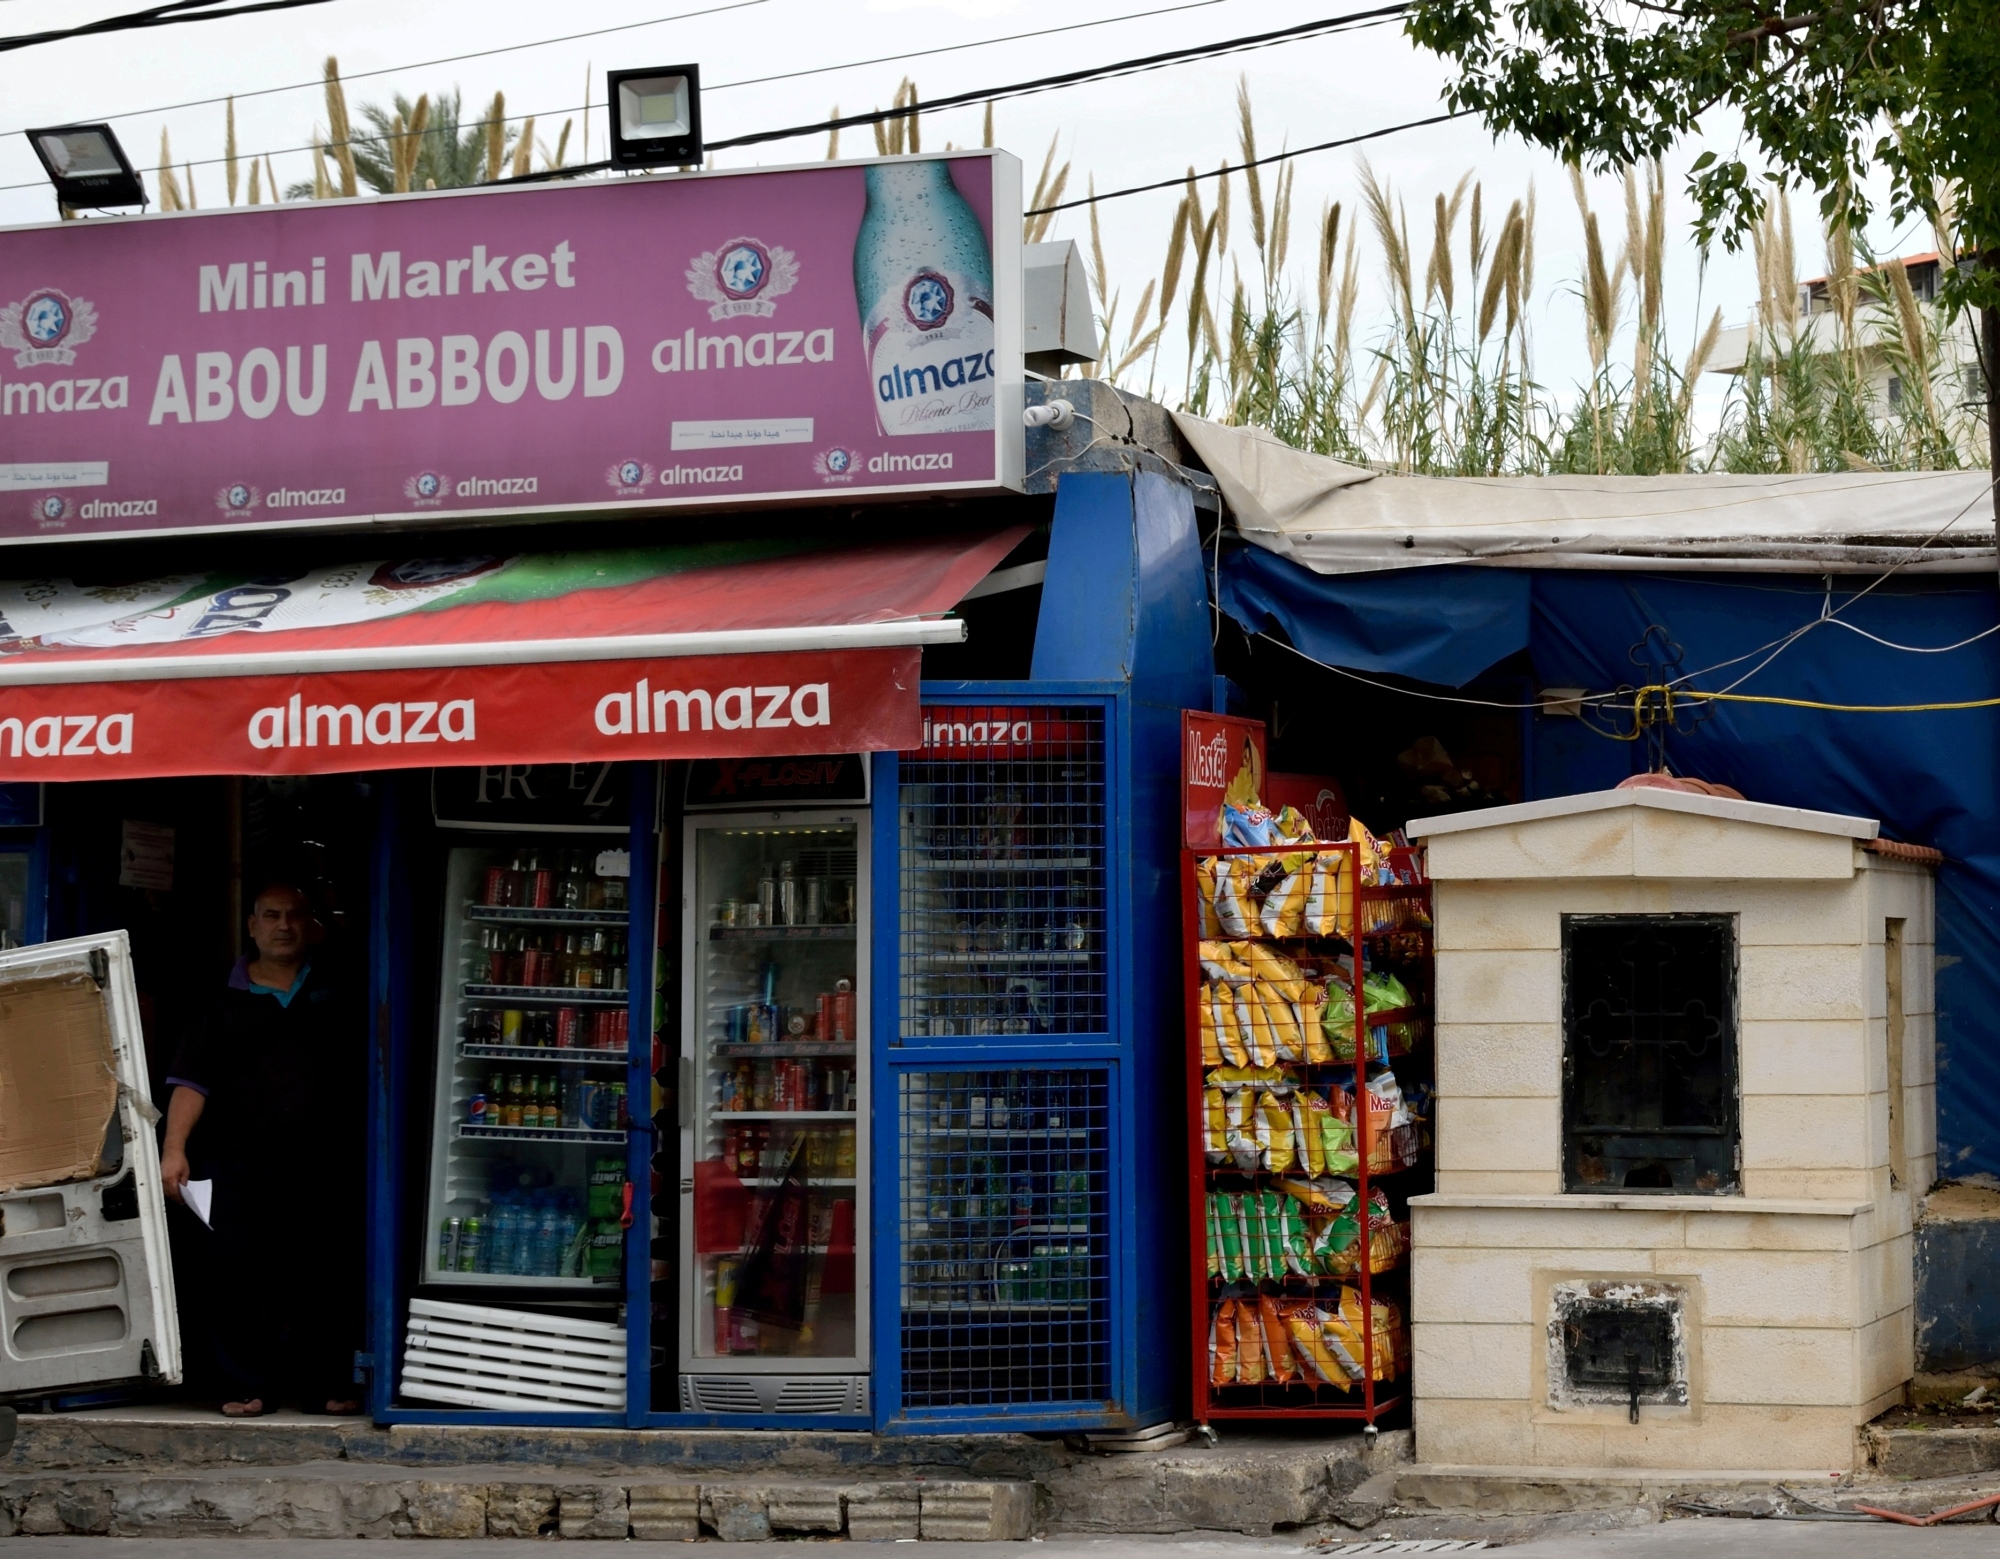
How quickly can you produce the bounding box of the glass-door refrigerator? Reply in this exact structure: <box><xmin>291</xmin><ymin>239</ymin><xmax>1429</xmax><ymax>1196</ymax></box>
<box><xmin>422</xmin><ymin>839</ymin><xmax>633</xmax><ymax>1296</ymax></box>
<box><xmin>678</xmin><ymin>810</ymin><xmax>869</xmax><ymax>1415</ymax></box>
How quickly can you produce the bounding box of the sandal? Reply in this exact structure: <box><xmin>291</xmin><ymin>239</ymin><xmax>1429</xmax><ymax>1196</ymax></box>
<box><xmin>221</xmin><ymin>1398</ymin><xmax>267</xmax><ymax>1417</ymax></box>
<box><xmin>323</xmin><ymin>1398</ymin><xmax>363</xmax><ymax>1416</ymax></box>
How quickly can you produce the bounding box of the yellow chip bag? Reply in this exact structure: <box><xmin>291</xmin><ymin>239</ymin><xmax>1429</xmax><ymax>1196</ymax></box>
<box><xmin>1300</xmin><ymin>985</ymin><xmax>1333</xmax><ymax>1063</ymax></box>
<box><xmin>1199</xmin><ymin>992</ymin><xmax>1222</xmax><ymax>1066</ymax></box>
<box><xmin>1195</xmin><ymin>859</ymin><xmax>1223</xmax><ymax>938</ymax></box>
<box><xmin>1237</xmin><ymin>988</ymin><xmax>1277</xmax><ymax>1067</ymax></box>
<box><xmin>1210</xmin><ymin>857</ymin><xmax>1254</xmax><ymax>937</ymax></box>
<box><xmin>1203</xmin><ymin>1086</ymin><xmax>1228</xmax><ymax>1162</ymax></box>
<box><xmin>1256</xmin><ymin>1090</ymin><xmax>1296</xmax><ymax>1173</ymax></box>
<box><xmin>1211</xmin><ymin>986</ymin><xmax>1249</xmax><ymax>1066</ymax></box>
<box><xmin>1243</xmin><ymin>942</ymin><xmax>1307</xmax><ymax>995</ymax></box>
<box><xmin>1260</xmin><ymin>868</ymin><xmax>1308</xmax><ymax>938</ymax></box>
<box><xmin>1259</xmin><ymin>983</ymin><xmax>1304</xmax><ymax>1062</ymax></box>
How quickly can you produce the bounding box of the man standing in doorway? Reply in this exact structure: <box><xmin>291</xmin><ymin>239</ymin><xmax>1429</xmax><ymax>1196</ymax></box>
<box><xmin>158</xmin><ymin>879</ymin><xmax>367</xmax><ymax>1417</ymax></box>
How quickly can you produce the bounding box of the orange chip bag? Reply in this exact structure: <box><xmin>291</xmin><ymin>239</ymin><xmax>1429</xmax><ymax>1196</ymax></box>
<box><xmin>1258</xmin><ymin>1292</ymin><xmax>1300</xmax><ymax>1383</ymax></box>
<box><xmin>1208</xmin><ymin>1297</ymin><xmax>1239</xmax><ymax>1386</ymax></box>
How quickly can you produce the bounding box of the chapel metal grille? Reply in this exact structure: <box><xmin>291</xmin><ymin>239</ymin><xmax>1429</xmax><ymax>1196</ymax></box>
<box><xmin>898</xmin><ymin>1069</ymin><xmax>1111</xmax><ymax>1408</ymax></box>
<box><xmin>898</xmin><ymin>706</ymin><xmax>1107</xmax><ymax>1037</ymax></box>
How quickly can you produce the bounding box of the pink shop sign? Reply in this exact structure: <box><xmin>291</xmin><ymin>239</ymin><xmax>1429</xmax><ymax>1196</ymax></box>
<box><xmin>0</xmin><ymin>152</ymin><xmax>1023</xmax><ymax>543</ymax></box>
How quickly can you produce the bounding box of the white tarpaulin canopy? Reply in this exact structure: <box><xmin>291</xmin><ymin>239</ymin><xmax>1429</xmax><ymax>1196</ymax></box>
<box><xmin>1171</xmin><ymin>414</ymin><xmax>1997</xmax><ymax>575</ymax></box>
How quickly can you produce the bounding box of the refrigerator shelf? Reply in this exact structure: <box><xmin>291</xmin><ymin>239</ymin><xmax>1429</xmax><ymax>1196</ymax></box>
<box><xmin>902</xmin><ymin>1301</ymin><xmax>1092</xmax><ymax>1315</ymax></box>
<box><xmin>463</xmin><ymin>983</ymin><xmax>628</xmax><ymax>1005</ymax></box>
<box><xmin>467</xmin><ymin>906</ymin><xmax>630</xmax><ymax>928</ymax></box>
<box><xmin>915</xmin><ymin>1127</ymin><xmax>1092</xmax><ymax>1140</ymax></box>
<box><xmin>917</xmin><ymin>951</ymin><xmax>1093</xmax><ymax>967</ymax></box>
<box><xmin>708</xmin><ymin>925</ymin><xmax>857</xmax><ymax>942</ymax></box>
<box><xmin>424</xmin><ymin>1271</ymin><xmax>614</xmax><ymax>1290</ymax></box>
<box><xmin>456</xmin><ymin>1122</ymin><xmax>627</xmax><ymax>1145</ymax></box>
<box><xmin>913</xmin><ymin>855</ymin><xmax>1095</xmax><ymax>871</ymax></box>
<box><xmin>712</xmin><ymin>1041</ymin><xmax>857</xmax><ymax>1059</ymax></box>
<box><xmin>710</xmin><ymin>1109</ymin><xmax>856</xmax><ymax>1120</ymax></box>
<box><xmin>458</xmin><ymin>1042</ymin><xmax>629</xmax><ymax>1065</ymax></box>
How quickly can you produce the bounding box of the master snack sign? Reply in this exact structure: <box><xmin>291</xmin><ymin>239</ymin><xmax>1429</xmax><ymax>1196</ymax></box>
<box><xmin>0</xmin><ymin>153</ymin><xmax>1024</xmax><ymax>542</ymax></box>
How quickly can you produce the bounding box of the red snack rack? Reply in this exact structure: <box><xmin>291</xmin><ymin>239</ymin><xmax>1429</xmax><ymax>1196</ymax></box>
<box><xmin>1183</xmin><ymin>839</ymin><xmax>1434</xmax><ymax>1423</ymax></box>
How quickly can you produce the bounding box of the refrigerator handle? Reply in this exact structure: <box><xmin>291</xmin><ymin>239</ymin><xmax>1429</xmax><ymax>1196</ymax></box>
<box><xmin>679</xmin><ymin>1054</ymin><xmax>694</xmax><ymax>1127</ymax></box>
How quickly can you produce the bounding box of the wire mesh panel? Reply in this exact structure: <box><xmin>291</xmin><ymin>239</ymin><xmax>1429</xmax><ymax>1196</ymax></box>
<box><xmin>899</xmin><ymin>1069</ymin><xmax>1111</xmax><ymax>1408</ymax></box>
<box><xmin>899</xmin><ymin>706</ymin><xmax>1107</xmax><ymax>1037</ymax></box>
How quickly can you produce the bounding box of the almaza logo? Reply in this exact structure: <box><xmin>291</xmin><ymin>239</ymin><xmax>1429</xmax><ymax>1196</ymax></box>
<box><xmin>404</xmin><ymin>470</ymin><xmax>449</xmax><ymax>507</ymax></box>
<box><xmin>606</xmin><ymin>458</ymin><xmax>653</xmax><ymax>496</ymax></box>
<box><xmin>686</xmin><ymin>237</ymin><xmax>799</xmax><ymax>321</ymax></box>
<box><xmin>0</xmin><ymin>711</ymin><xmax>134</xmax><ymax>759</ymax></box>
<box><xmin>594</xmin><ymin>676</ymin><xmax>832</xmax><ymax>737</ymax></box>
<box><xmin>0</xmin><ymin>288</ymin><xmax>98</xmax><ymax>367</ymax></box>
<box><xmin>811</xmin><ymin>446</ymin><xmax>857</xmax><ymax>484</ymax></box>
<box><xmin>903</xmin><ymin>271</ymin><xmax>955</xmax><ymax>330</ymax></box>
<box><xmin>216</xmin><ymin>482</ymin><xmax>260</xmax><ymax>518</ymax></box>
<box><xmin>247</xmin><ymin>692</ymin><xmax>477</xmax><ymax>751</ymax></box>
<box><xmin>31</xmin><ymin>493</ymin><xmax>69</xmax><ymax>527</ymax></box>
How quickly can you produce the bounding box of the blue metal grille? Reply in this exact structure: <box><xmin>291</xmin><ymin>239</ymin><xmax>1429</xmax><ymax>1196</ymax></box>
<box><xmin>898</xmin><ymin>706</ymin><xmax>1107</xmax><ymax>1037</ymax></box>
<box><xmin>898</xmin><ymin>1069</ymin><xmax>1111</xmax><ymax>1407</ymax></box>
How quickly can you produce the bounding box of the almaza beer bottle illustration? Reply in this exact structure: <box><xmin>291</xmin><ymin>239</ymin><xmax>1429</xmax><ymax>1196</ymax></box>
<box><xmin>855</xmin><ymin>159</ymin><xmax>996</xmax><ymax>437</ymax></box>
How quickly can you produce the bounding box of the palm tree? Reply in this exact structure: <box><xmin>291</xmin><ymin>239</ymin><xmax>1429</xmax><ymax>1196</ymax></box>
<box><xmin>286</xmin><ymin>89</ymin><xmax>519</xmax><ymax>197</ymax></box>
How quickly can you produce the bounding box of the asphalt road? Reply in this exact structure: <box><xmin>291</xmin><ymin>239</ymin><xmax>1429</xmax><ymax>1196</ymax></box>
<box><xmin>8</xmin><ymin>1524</ymin><xmax>2000</xmax><ymax>1555</ymax></box>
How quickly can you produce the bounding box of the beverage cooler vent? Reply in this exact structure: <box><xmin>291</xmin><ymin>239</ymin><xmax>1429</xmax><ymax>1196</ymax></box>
<box><xmin>679</xmin><ymin>1374</ymin><xmax>870</xmax><ymax>1414</ymax></box>
<box><xmin>897</xmin><ymin>1069</ymin><xmax>1111</xmax><ymax>1407</ymax></box>
<box><xmin>399</xmin><ymin>1297</ymin><xmax>626</xmax><ymax>1413</ymax></box>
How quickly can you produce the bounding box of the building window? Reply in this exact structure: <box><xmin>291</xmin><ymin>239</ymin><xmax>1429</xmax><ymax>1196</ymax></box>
<box><xmin>1887</xmin><ymin>374</ymin><xmax>1904</xmax><ymax>407</ymax></box>
<box><xmin>1561</xmin><ymin>915</ymin><xmax>1739</xmax><ymax>1194</ymax></box>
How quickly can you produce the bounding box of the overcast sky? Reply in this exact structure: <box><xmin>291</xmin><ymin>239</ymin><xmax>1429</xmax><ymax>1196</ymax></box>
<box><xmin>0</xmin><ymin>0</ymin><xmax>1935</xmax><ymax>433</ymax></box>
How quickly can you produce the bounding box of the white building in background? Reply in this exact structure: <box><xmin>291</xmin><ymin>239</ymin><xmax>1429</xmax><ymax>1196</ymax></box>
<box><xmin>1706</xmin><ymin>253</ymin><xmax>1987</xmax><ymax>435</ymax></box>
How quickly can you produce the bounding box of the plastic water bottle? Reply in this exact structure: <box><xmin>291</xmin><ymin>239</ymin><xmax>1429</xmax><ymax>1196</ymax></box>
<box><xmin>532</xmin><ymin>1206</ymin><xmax>562</xmax><ymax>1277</ymax></box>
<box><xmin>853</xmin><ymin>160</ymin><xmax>996</xmax><ymax>438</ymax></box>
<box><xmin>488</xmin><ymin>1200</ymin><xmax>516</xmax><ymax>1275</ymax></box>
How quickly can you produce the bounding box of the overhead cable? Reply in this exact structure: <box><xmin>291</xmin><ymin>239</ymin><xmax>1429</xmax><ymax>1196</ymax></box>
<box><xmin>0</xmin><ymin>0</ymin><xmax>764</xmax><ymax>137</ymax></box>
<box><xmin>0</xmin><ymin>0</ymin><xmax>1222</xmax><ymax>142</ymax></box>
<box><xmin>0</xmin><ymin>0</ymin><xmax>333</xmax><ymax>56</ymax></box>
<box><xmin>704</xmin><ymin>4</ymin><xmax>1414</xmax><ymax>153</ymax></box>
<box><xmin>1027</xmin><ymin>108</ymin><xmax>1468</xmax><ymax>213</ymax></box>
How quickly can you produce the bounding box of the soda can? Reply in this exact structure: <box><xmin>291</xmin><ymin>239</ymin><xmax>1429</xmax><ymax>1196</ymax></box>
<box><xmin>530</xmin><ymin>869</ymin><xmax>554</xmax><ymax>908</ymax></box>
<box><xmin>556</xmin><ymin>1007</ymin><xmax>580</xmax><ymax>1048</ymax></box>
<box><xmin>500</xmin><ymin>1009</ymin><xmax>524</xmax><ymax>1046</ymax></box>
<box><xmin>482</xmin><ymin>867</ymin><xmax>509</xmax><ymax>906</ymax></box>
<box><xmin>467</xmin><ymin>1091</ymin><xmax>489</xmax><ymax>1127</ymax></box>
<box><xmin>573</xmin><ymin>1080</ymin><xmax>601</xmax><ymax>1130</ymax></box>
<box><xmin>439</xmin><ymin>1216</ymin><xmax>461</xmax><ymax>1271</ymax></box>
<box><xmin>456</xmin><ymin>1216</ymin><xmax>483</xmax><ymax>1272</ymax></box>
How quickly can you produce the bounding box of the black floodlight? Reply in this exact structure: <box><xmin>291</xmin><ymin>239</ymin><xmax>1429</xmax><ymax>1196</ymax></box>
<box><xmin>26</xmin><ymin>124</ymin><xmax>147</xmax><ymax>210</ymax></box>
<box><xmin>607</xmin><ymin>65</ymin><xmax>702</xmax><ymax>168</ymax></box>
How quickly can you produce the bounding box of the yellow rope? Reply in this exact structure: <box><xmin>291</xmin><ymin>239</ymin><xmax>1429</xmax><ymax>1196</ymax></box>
<box><xmin>1632</xmin><ymin>684</ymin><xmax>2000</xmax><ymax>716</ymax></box>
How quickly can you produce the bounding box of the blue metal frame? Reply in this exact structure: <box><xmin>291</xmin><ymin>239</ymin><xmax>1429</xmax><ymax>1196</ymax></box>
<box><xmin>0</xmin><ymin>827</ymin><xmax>51</xmax><ymax>944</ymax></box>
<box><xmin>624</xmin><ymin>763</ymin><xmax>659</xmax><ymax>1426</ymax></box>
<box><xmin>870</xmin><ymin>468</ymin><xmax>1212</xmax><ymax>1434</ymax></box>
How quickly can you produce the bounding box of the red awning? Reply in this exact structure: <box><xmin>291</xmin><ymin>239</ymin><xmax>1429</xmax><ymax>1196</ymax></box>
<box><xmin>0</xmin><ymin>529</ymin><xmax>1025</xmax><ymax>780</ymax></box>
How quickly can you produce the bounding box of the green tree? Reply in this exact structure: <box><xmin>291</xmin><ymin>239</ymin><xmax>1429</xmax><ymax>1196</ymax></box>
<box><xmin>1405</xmin><ymin>0</ymin><xmax>1997</xmax><ymax>474</ymax></box>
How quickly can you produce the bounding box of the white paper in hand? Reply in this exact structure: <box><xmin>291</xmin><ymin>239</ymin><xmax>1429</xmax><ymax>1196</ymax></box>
<box><xmin>182</xmin><ymin>1179</ymin><xmax>213</xmax><ymax>1228</ymax></box>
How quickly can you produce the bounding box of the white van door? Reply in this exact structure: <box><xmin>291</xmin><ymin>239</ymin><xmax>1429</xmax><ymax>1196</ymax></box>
<box><xmin>0</xmin><ymin>931</ymin><xmax>181</xmax><ymax>1398</ymax></box>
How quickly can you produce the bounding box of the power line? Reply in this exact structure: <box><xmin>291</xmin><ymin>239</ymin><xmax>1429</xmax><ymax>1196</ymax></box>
<box><xmin>0</xmin><ymin>0</ymin><xmax>763</xmax><ymax>137</ymax></box>
<box><xmin>1028</xmin><ymin>108</ymin><xmax>1468</xmax><ymax>213</ymax></box>
<box><xmin>0</xmin><ymin>0</ymin><xmax>332</xmax><ymax>54</ymax></box>
<box><xmin>706</xmin><ymin>4</ymin><xmax>1413</xmax><ymax>153</ymax></box>
<box><xmin>0</xmin><ymin>2</ymin><xmax>1416</xmax><ymax>196</ymax></box>
<box><xmin>0</xmin><ymin>0</ymin><xmax>1228</xmax><ymax>144</ymax></box>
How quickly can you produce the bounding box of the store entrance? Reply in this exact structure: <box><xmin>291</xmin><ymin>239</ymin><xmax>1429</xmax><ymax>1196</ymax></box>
<box><xmin>41</xmin><ymin>774</ymin><xmax>377</xmax><ymax>1411</ymax></box>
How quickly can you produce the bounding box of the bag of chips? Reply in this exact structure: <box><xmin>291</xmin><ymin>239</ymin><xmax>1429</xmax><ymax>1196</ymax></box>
<box><xmin>1211</xmin><ymin>984</ymin><xmax>1249</xmax><ymax>1066</ymax></box>
<box><xmin>1209</xmin><ymin>857</ymin><xmax>1255</xmax><ymax>937</ymax></box>
<box><xmin>1259</xmin><ymin>867</ymin><xmax>1308</xmax><ymax>937</ymax></box>
<box><xmin>1234</xmin><ymin>1295</ymin><xmax>1269</xmax><ymax>1384</ymax></box>
<box><xmin>1208</xmin><ymin>1296</ymin><xmax>1239</xmax><ymax>1385</ymax></box>
<box><xmin>1300</xmin><ymin>984</ymin><xmax>1334</xmax><ymax>1064</ymax></box>
<box><xmin>1255</xmin><ymin>1092</ymin><xmax>1296</xmax><ymax>1174</ymax></box>
<box><xmin>1294</xmin><ymin>1094</ymin><xmax>1359</xmax><ymax>1177</ymax></box>
<box><xmin>1322</xmin><ymin>1286</ymin><xmax>1408</xmax><ymax>1381</ymax></box>
<box><xmin>1242</xmin><ymin>942</ymin><xmax>1308</xmax><ymax>998</ymax></box>
<box><xmin>1199</xmin><ymin>996</ymin><xmax>1223</xmax><ymax>1066</ymax></box>
<box><xmin>1238</xmin><ymin>987</ymin><xmax>1278</xmax><ymax>1067</ymax></box>
<box><xmin>1314</xmin><ymin>1186</ymin><xmax>1404</xmax><ymax>1276</ymax></box>
<box><xmin>1258</xmin><ymin>983</ymin><xmax>1304</xmax><ymax>1062</ymax></box>
<box><xmin>1205</xmin><ymin>1191</ymin><xmax>1223</xmax><ymax>1277</ymax></box>
<box><xmin>1223</xmin><ymin>801</ymin><xmax>1278</xmax><ymax>848</ymax></box>
<box><xmin>1203</xmin><ymin>1086</ymin><xmax>1229</xmax><ymax>1164</ymax></box>
<box><xmin>1224</xmin><ymin>1088</ymin><xmax>1261</xmax><ymax>1173</ymax></box>
<box><xmin>1302</xmin><ymin>848</ymin><xmax>1354</xmax><ymax>938</ymax></box>
<box><xmin>1211</xmin><ymin>1193</ymin><xmax>1245</xmax><ymax>1280</ymax></box>
<box><xmin>1275</xmin><ymin>1191</ymin><xmax>1315</xmax><ymax>1276</ymax></box>
<box><xmin>1259</xmin><ymin>1292</ymin><xmax>1300</xmax><ymax>1383</ymax></box>
<box><xmin>1195</xmin><ymin>858</ymin><xmax>1223</xmax><ymax>939</ymax></box>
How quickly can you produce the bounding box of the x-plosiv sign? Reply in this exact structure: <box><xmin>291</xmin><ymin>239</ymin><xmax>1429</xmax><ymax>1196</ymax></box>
<box><xmin>0</xmin><ymin>153</ymin><xmax>1023</xmax><ymax>543</ymax></box>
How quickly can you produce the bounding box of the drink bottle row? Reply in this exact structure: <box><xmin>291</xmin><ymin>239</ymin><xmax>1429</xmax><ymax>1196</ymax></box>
<box><xmin>466</xmin><ymin>1004</ymin><xmax>629</xmax><ymax>1050</ymax></box>
<box><xmin>468</xmin><ymin>1068</ymin><xmax>628</xmax><ymax>1132</ymax></box>
<box><xmin>716</xmin><ymin>1058</ymin><xmax>855</xmax><ymax>1114</ymax></box>
<box><xmin>481</xmin><ymin>848</ymin><xmax>629</xmax><ymax>912</ymax></box>
<box><xmin>717</xmin><ymin>1123</ymin><xmax>857</xmax><ymax>1179</ymax></box>
<box><xmin>712</xmin><ymin>857</ymin><xmax>858</xmax><ymax>929</ymax></box>
<box><xmin>471</xmin><ymin>928</ymin><xmax>629</xmax><ymax>990</ymax></box>
<box><xmin>918</xmin><ymin>1159</ymin><xmax>1093</xmax><ymax>1226</ymax></box>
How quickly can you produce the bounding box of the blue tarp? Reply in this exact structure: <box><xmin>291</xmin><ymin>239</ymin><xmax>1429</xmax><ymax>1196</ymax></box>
<box><xmin>1220</xmin><ymin>546</ymin><xmax>2000</xmax><ymax>1178</ymax></box>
